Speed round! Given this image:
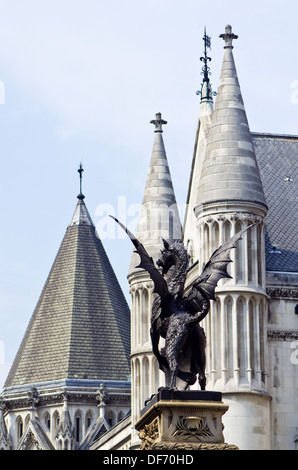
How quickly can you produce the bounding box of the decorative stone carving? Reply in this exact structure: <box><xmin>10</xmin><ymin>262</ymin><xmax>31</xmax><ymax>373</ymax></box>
<box><xmin>152</xmin><ymin>441</ymin><xmax>239</xmax><ymax>450</ymax></box>
<box><xmin>267</xmin><ymin>287</ymin><xmax>298</xmax><ymax>299</ymax></box>
<box><xmin>27</xmin><ymin>387</ymin><xmax>40</xmax><ymax>409</ymax></box>
<box><xmin>19</xmin><ymin>430</ymin><xmax>42</xmax><ymax>450</ymax></box>
<box><xmin>138</xmin><ymin>418</ymin><xmax>159</xmax><ymax>450</ymax></box>
<box><xmin>174</xmin><ymin>416</ymin><xmax>212</xmax><ymax>441</ymax></box>
<box><xmin>96</xmin><ymin>384</ymin><xmax>109</xmax><ymax>405</ymax></box>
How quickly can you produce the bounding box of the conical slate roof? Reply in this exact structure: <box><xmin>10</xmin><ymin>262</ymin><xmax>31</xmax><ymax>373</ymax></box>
<box><xmin>129</xmin><ymin>113</ymin><xmax>182</xmax><ymax>274</ymax></box>
<box><xmin>5</xmin><ymin>197</ymin><xmax>130</xmax><ymax>388</ymax></box>
<box><xmin>196</xmin><ymin>25</ymin><xmax>267</xmax><ymax>210</ymax></box>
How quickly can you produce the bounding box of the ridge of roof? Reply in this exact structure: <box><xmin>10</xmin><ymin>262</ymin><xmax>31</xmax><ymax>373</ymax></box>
<box><xmin>251</xmin><ymin>132</ymin><xmax>298</xmax><ymax>140</ymax></box>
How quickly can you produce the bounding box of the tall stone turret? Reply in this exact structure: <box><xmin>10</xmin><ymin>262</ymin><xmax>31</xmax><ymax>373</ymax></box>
<box><xmin>185</xmin><ymin>26</ymin><xmax>270</xmax><ymax>450</ymax></box>
<box><xmin>128</xmin><ymin>114</ymin><xmax>181</xmax><ymax>448</ymax></box>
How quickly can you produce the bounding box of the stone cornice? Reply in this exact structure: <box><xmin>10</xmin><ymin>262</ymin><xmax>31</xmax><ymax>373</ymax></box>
<box><xmin>194</xmin><ymin>200</ymin><xmax>268</xmax><ymax>219</ymax></box>
<box><xmin>267</xmin><ymin>287</ymin><xmax>298</xmax><ymax>299</ymax></box>
<box><xmin>3</xmin><ymin>391</ymin><xmax>130</xmax><ymax>412</ymax></box>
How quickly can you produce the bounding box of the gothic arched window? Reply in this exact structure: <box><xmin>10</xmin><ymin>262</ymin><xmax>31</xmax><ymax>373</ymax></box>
<box><xmin>75</xmin><ymin>410</ymin><xmax>82</xmax><ymax>442</ymax></box>
<box><xmin>44</xmin><ymin>411</ymin><xmax>51</xmax><ymax>431</ymax></box>
<box><xmin>16</xmin><ymin>416</ymin><xmax>23</xmax><ymax>442</ymax></box>
<box><xmin>107</xmin><ymin>410</ymin><xmax>115</xmax><ymax>428</ymax></box>
<box><xmin>85</xmin><ymin>410</ymin><xmax>93</xmax><ymax>430</ymax></box>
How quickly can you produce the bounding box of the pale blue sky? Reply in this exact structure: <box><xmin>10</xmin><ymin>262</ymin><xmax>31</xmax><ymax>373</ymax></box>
<box><xmin>0</xmin><ymin>0</ymin><xmax>297</xmax><ymax>388</ymax></box>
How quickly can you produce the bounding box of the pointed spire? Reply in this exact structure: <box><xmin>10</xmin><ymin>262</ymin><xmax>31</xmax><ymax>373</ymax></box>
<box><xmin>195</xmin><ymin>25</ymin><xmax>267</xmax><ymax>211</ymax></box>
<box><xmin>55</xmin><ymin>393</ymin><xmax>74</xmax><ymax>441</ymax></box>
<box><xmin>70</xmin><ymin>199</ymin><xmax>94</xmax><ymax>227</ymax></box>
<box><xmin>129</xmin><ymin>113</ymin><xmax>181</xmax><ymax>273</ymax></box>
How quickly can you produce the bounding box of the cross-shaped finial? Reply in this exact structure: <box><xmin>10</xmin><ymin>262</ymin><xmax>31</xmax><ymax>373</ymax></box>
<box><xmin>219</xmin><ymin>25</ymin><xmax>238</xmax><ymax>49</ymax></box>
<box><xmin>77</xmin><ymin>163</ymin><xmax>85</xmax><ymax>200</ymax></box>
<box><xmin>150</xmin><ymin>112</ymin><xmax>167</xmax><ymax>133</ymax></box>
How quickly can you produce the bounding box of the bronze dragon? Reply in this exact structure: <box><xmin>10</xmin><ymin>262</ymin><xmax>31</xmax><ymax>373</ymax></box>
<box><xmin>111</xmin><ymin>216</ymin><xmax>252</xmax><ymax>392</ymax></box>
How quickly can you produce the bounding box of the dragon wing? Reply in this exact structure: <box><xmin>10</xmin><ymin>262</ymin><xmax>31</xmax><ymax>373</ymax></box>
<box><xmin>110</xmin><ymin>216</ymin><xmax>169</xmax><ymax>300</ymax></box>
<box><xmin>185</xmin><ymin>225</ymin><xmax>254</xmax><ymax>311</ymax></box>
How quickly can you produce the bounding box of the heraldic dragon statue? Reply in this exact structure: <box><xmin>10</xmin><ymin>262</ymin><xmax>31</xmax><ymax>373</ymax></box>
<box><xmin>111</xmin><ymin>216</ymin><xmax>252</xmax><ymax>392</ymax></box>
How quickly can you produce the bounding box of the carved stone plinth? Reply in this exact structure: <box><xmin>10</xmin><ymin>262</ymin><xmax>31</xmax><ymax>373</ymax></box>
<box><xmin>135</xmin><ymin>390</ymin><xmax>238</xmax><ymax>450</ymax></box>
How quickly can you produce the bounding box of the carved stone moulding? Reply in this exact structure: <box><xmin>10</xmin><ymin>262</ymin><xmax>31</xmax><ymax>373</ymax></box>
<box><xmin>151</xmin><ymin>441</ymin><xmax>239</xmax><ymax>450</ymax></box>
<box><xmin>3</xmin><ymin>390</ymin><xmax>130</xmax><ymax>412</ymax></box>
<box><xmin>198</xmin><ymin>211</ymin><xmax>263</xmax><ymax>227</ymax></box>
<box><xmin>135</xmin><ymin>390</ymin><xmax>238</xmax><ymax>450</ymax></box>
<box><xmin>267</xmin><ymin>287</ymin><xmax>298</xmax><ymax>300</ymax></box>
<box><xmin>19</xmin><ymin>430</ymin><xmax>42</xmax><ymax>450</ymax></box>
<box><xmin>194</xmin><ymin>199</ymin><xmax>267</xmax><ymax>221</ymax></box>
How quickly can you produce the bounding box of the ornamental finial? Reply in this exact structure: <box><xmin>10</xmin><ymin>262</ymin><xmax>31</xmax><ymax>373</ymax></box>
<box><xmin>196</xmin><ymin>26</ymin><xmax>215</xmax><ymax>101</ymax></box>
<box><xmin>219</xmin><ymin>25</ymin><xmax>238</xmax><ymax>49</ymax></box>
<box><xmin>77</xmin><ymin>162</ymin><xmax>85</xmax><ymax>200</ymax></box>
<box><xmin>150</xmin><ymin>112</ymin><xmax>167</xmax><ymax>133</ymax></box>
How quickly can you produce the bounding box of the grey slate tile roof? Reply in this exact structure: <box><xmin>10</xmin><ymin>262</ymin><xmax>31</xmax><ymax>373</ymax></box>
<box><xmin>252</xmin><ymin>133</ymin><xmax>298</xmax><ymax>273</ymax></box>
<box><xmin>5</xmin><ymin>200</ymin><xmax>131</xmax><ymax>388</ymax></box>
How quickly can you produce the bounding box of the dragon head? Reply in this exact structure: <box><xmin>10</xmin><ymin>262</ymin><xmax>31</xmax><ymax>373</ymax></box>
<box><xmin>157</xmin><ymin>239</ymin><xmax>189</xmax><ymax>277</ymax></box>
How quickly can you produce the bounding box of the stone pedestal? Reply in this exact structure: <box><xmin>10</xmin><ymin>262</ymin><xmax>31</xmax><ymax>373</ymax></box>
<box><xmin>135</xmin><ymin>390</ymin><xmax>238</xmax><ymax>450</ymax></box>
